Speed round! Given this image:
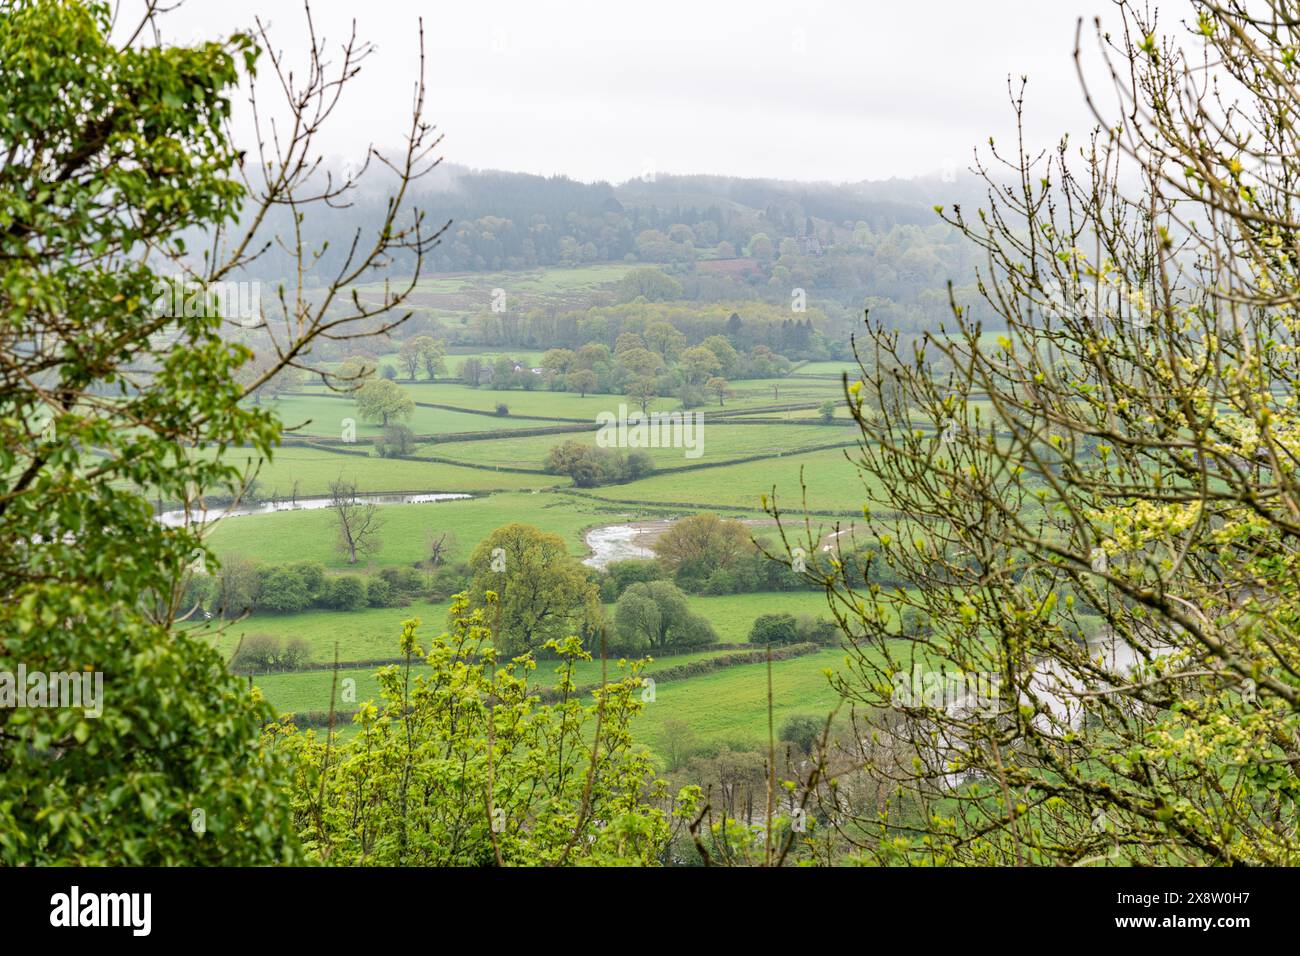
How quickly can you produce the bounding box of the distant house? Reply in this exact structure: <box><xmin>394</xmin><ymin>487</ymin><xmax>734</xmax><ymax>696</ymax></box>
<box><xmin>796</xmin><ymin>234</ymin><xmax>824</xmax><ymax>256</ymax></box>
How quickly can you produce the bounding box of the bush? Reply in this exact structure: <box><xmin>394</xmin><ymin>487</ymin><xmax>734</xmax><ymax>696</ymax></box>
<box><xmin>376</xmin><ymin>423</ymin><xmax>416</xmax><ymax>458</ymax></box>
<box><xmin>282</xmin><ymin>637</ymin><xmax>312</xmax><ymax>669</ymax></box>
<box><xmin>366</xmin><ymin>577</ymin><xmax>398</xmax><ymax>608</ymax></box>
<box><xmin>778</xmin><ymin>714</ymin><xmax>823</xmax><ymax>754</ymax></box>
<box><xmin>257</xmin><ymin>565</ymin><xmax>312</xmax><ymax>613</ymax></box>
<box><xmin>291</xmin><ymin>561</ymin><xmax>328</xmax><ymax>602</ymax></box>
<box><xmin>428</xmin><ymin>562</ymin><xmax>472</xmax><ymax>602</ymax></box>
<box><xmin>795</xmin><ymin>615</ymin><xmax>840</xmax><ymax>645</ymax></box>
<box><xmin>599</xmin><ymin>559</ymin><xmax>664</xmax><ymax>602</ymax></box>
<box><xmin>701</xmin><ymin>567</ymin><xmax>739</xmax><ymax>595</ymax></box>
<box><xmin>495</xmin><ymin>402</ymin><xmax>509</xmax><ymax>416</ymax></box>
<box><xmin>231</xmin><ymin>633</ymin><xmax>282</xmax><ymax>672</ymax></box>
<box><xmin>749</xmin><ymin>612</ymin><xmax>801</xmax><ymax>645</ymax></box>
<box><xmin>379</xmin><ymin>566</ymin><xmax>427</xmax><ymax>594</ymax></box>
<box><xmin>325</xmin><ymin>575</ymin><xmax>368</xmax><ymax>611</ymax></box>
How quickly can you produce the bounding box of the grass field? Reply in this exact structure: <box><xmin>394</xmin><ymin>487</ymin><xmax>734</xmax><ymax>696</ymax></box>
<box><xmin>253</xmin><ymin>646</ymin><xmax>744</xmax><ymax>716</ymax></box>
<box><xmin>205</xmin><ymin>490</ymin><xmax>609</xmax><ymax>573</ymax></box>
<box><xmin>222</xmin><ymin>583</ymin><xmax>836</xmax><ymax>733</ymax></box>
<box><xmin>582</xmin><ymin>444</ymin><xmax>875</xmax><ymax>513</ymax></box>
<box><xmin>199</xmin><ymin>587</ymin><xmax>835</xmax><ymax>667</ymax></box>
<box><xmin>267</xmin><ymin>393</ymin><xmax>556</xmax><ymax>438</ymax></box>
<box><xmin>208</xmin><ymin>445</ymin><xmax>562</xmax><ymax>497</ymax></box>
<box><xmin>431</xmin><ymin>421</ymin><xmax>856</xmax><ymax>471</ymax></box>
<box><xmin>629</xmin><ymin>647</ymin><xmax>846</xmax><ymax>760</ymax></box>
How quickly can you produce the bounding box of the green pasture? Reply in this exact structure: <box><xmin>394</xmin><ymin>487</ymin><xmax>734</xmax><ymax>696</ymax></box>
<box><xmin>204</xmin><ymin>490</ymin><xmax>605</xmax><ymax>573</ymax></box>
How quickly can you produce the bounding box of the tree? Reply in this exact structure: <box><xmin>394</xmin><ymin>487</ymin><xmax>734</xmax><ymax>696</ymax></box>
<box><xmin>680</xmin><ymin>346</ymin><xmax>721</xmax><ymax>384</ymax></box>
<box><xmin>799</xmin><ymin>2</ymin><xmax>1300</xmax><ymax>866</ymax></box>
<box><xmin>625</xmin><ymin>377</ymin><xmax>657</xmax><ymax>415</ymax></box>
<box><xmin>412</xmin><ymin>335</ymin><xmax>446</xmax><ymax>380</ymax></box>
<box><xmin>426</xmin><ymin>530</ymin><xmax>455</xmax><ymax>567</ymax></box>
<box><xmin>541</xmin><ymin>347</ymin><xmax>577</xmax><ymax>375</ymax></box>
<box><xmin>565</xmin><ymin>369</ymin><xmax>597</xmax><ymax>397</ymax></box>
<box><xmin>337</xmin><ymin>354</ymin><xmax>378</xmax><ymax>386</ymax></box>
<box><xmin>643</xmin><ymin>321</ymin><xmax>686</xmax><ymax>361</ymax></box>
<box><xmin>466</xmin><ymin>524</ymin><xmax>598</xmax><ymax>655</ymax></box>
<box><xmin>706</xmin><ymin>376</ymin><xmax>731</xmax><ymax>407</ymax></box>
<box><xmin>213</xmin><ymin>555</ymin><xmax>262</xmax><ymax>619</ymax></box>
<box><xmin>653</xmin><ymin>513</ymin><xmax>753</xmax><ymax>575</ymax></box>
<box><xmin>818</xmin><ymin>400</ymin><xmax>836</xmax><ymax>423</ymax></box>
<box><xmin>356</xmin><ymin>379</ymin><xmax>415</xmax><ymax>427</ymax></box>
<box><xmin>458</xmin><ymin>357</ymin><xmax>484</xmax><ymax>387</ymax></box>
<box><xmin>266</xmin><ymin>604</ymin><xmax>686</xmax><ymax>864</ymax></box>
<box><xmin>778</xmin><ymin>715</ymin><xmax>822</xmax><ymax>755</ymax></box>
<box><xmin>329</xmin><ymin>477</ymin><xmax>384</xmax><ymax>564</ymax></box>
<box><xmin>613</xmin><ymin>267</ymin><xmax>683</xmax><ymax>302</ymax></box>
<box><xmin>398</xmin><ymin>337</ymin><xmax>425</xmax><ymax>380</ymax></box>
<box><xmin>376</xmin><ymin>423</ymin><xmax>416</xmax><ymax>458</ymax></box>
<box><xmin>612</xmin><ymin>581</ymin><xmax>717</xmax><ymax>652</ymax></box>
<box><xmin>700</xmin><ymin>335</ymin><xmax>739</xmax><ymax>377</ymax></box>
<box><xmin>617</xmin><ymin>346</ymin><xmax>663</xmax><ymax>379</ymax></box>
<box><xmin>0</xmin><ymin>0</ymin><xmax>443</xmax><ymax>864</ymax></box>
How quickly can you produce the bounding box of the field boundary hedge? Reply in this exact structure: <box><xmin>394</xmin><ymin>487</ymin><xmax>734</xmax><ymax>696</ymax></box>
<box><xmin>279</xmin><ymin>642</ymin><xmax>824</xmax><ymax>726</ymax></box>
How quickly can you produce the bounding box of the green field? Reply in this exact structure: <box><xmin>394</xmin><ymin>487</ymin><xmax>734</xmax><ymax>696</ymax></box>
<box><xmin>200</xmin><ymin>588</ymin><xmax>834</xmax><ymax>668</ymax></box>
<box><xmin>267</xmin><ymin>392</ymin><xmax>555</xmax><ymax>438</ymax></box>
<box><xmin>209</xmin><ymin>445</ymin><xmax>562</xmax><ymax>497</ymax></box>
<box><xmin>630</xmin><ymin>647</ymin><xmax>846</xmax><ymax>759</ymax></box>
<box><xmin>253</xmin><ymin>646</ymin><xmax>744</xmax><ymax>716</ymax></box>
<box><xmin>582</xmin><ymin>444</ymin><xmax>875</xmax><ymax>513</ymax></box>
<box><xmin>205</xmin><ymin>490</ymin><xmax>607</xmax><ymax>573</ymax></box>
<box><xmin>431</xmin><ymin>421</ymin><xmax>855</xmax><ymax>471</ymax></box>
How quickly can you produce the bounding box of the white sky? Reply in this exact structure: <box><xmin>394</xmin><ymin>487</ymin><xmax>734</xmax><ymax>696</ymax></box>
<box><xmin>148</xmin><ymin>0</ymin><xmax>1186</xmax><ymax>185</ymax></box>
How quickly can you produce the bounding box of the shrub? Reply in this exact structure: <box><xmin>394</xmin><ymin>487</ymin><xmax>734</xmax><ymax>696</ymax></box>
<box><xmin>291</xmin><ymin>562</ymin><xmax>328</xmax><ymax>602</ymax></box>
<box><xmin>282</xmin><ymin>638</ymin><xmax>312</xmax><ymax>669</ymax></box>
<box><xmin>600</xmin><ymin>559</ymin><xmax>664</xmax><ymax>602</ymax></box>
<box><xmin>701</xmin><ymin>567</ymin><xmax>739</xmax><ymax>595</ymax></box>
<box><xmin>748</xmin><ymin>612</ymin><xmax>800</xmax><ymax>645</ymax></box>
<box><xmin>778</xmin><ymin>714</ymin><xmax>823</xmax><ymax>754</ymax></box>
<box><xmin>257</xmin><ymin>565</ymin><xmax>312</xmax><ymax>613</ymax></box>
<box><xmin>366</xmin><ymin>577</ymin><xmax>398</xmax><ymax>608</ymax></box>
<box><xmin>428</xmin><ymin>562</ymin><xmax>472</xmax><ymax>602</ymax></box>
<box><xmin>379</xmin><ymin>566</ymin><xmax>427</xmax><ymax>594</ymax></box>
<box><xmin>325</xmin><ymin>575</ymin><xmax>368</xmax><ymax>611</ymax></box>
<box><xmin>231</xmin><ymin>633</ymin><xmax>282</xmax><ymax>672</ymax></box>
<box><xmin>494</xmin><ymin>402</ymin><xmax>509</xmax><ymax>416</ymax></box>
<box><xmin>376</xmin><ymin>423</ymin><xmax>416</xmax><ymax>458</ymax></box>
<box><xmin>795</xmin><ymin>615</ymin><xmax>840</xmax><ymax>645</ymax></box>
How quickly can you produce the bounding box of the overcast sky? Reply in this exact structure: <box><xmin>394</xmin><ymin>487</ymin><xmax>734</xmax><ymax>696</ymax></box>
<box><xmin>150</xmin><ymin>0</ymin><xmax>1171</xmax><ymax>185</ymax></box>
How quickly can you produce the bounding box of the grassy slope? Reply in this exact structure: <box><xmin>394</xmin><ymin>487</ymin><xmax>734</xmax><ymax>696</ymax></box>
<box><xmin>582</xmin><ymin>444</ymin><xmax>877</xmax><ymax>512</ymax></box>
<box><xmin>432</xmin><ymin>421</ymin><xmax>857</xmax><ymax>471</ymax></box>
<box><xmin>204</xmin><ymin>490</ymin><xmax>607</xmax><ymax>571</ymax></box>
<box><xmin>254</xmin><ymin>647</ymin><xmax>741</xmax><ymax>716</ymax></box>
<box><xmin>213</xmin><ymin>445</ymin><xmax>562</xmax><ymax>497</ymax></box>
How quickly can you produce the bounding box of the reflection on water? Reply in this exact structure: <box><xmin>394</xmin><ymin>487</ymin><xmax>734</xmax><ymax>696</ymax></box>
<box><xmin>157</xmin><ymin>491</ymin><xmax>472</xmax><ymax>528</ymax></box>
<box><xmin>582</xmin><ymin>524</ymin><xmax>659</xmax><ymax>569</ymax></box>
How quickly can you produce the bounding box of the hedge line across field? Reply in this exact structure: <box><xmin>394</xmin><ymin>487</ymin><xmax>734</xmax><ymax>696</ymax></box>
<box><xmin>282</xmin><ymin>641</ymin><xmax>822</xmax><ymax>727</ymax></box>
